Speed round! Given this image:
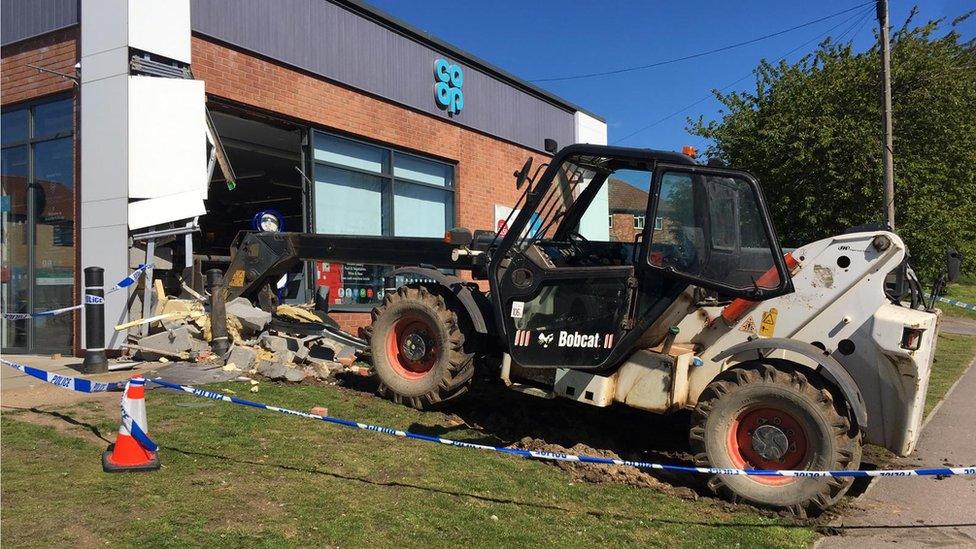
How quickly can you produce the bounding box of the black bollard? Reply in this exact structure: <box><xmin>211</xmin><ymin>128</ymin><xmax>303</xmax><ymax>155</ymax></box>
<box><xmin>82</xmin><ymin>266</ymin><xmax>108</xmax><ymax>373</ymax></box>
<box><xmin>206</xmin><ymin>269</ymin><xmax>230</xmax><ymax>356</ymax></box>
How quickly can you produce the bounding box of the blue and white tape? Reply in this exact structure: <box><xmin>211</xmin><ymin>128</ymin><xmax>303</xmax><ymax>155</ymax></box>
<box><xmin>2</xmin><ymin>264</ymin><xmax>152</xmax><ymax>320</ymax></box>
<box><xmin>0</xmin><ymin>358</ymin><xmax>124</xmax><ymax>393</ymax></box>
<box><xmin>148</xmin><ymin>378</ymin><xmax>976</xmax><ymax>479</ymax></box>
<box><xmin>3</xmin><ymin>359</ymin><xmax>973</xmax><ymax>479</ymax></box>
<box><xmin>106</xmin><ymin>263</ymin><xmax>153</xmax><ymax>294</ymax></box>
<box><xmin>935</xmin><ymin>296</ymin><xmax>976</xmax><ymax>311</ymax></box>
<box><xmin>119</xmin><ymin>378</ymin><xmax>158</xmax><ymax>452</ymax></box>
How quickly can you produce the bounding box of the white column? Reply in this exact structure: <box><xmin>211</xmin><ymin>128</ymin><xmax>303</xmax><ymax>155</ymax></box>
<box><xmin>79</xmin><ymin>0</ymin><xmax>193</xmax><ymax>350</ymax></box>
<box><xmin>573</xmin><ymin>111</ymin><xmax>611</xmax><ymax>241</ymax></box>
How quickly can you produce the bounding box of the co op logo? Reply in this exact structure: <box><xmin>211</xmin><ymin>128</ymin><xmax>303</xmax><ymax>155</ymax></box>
<box><xmin>434</xmin><ymin>59</ymin><xmax>464</xmax><ymax>116</ymax></box>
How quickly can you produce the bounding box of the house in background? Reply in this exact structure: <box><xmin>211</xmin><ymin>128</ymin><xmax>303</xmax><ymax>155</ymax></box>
<box><xmin>607</xmin><ymin>179</ymin><xmax>662</xmax><ymax>242</ymax></box>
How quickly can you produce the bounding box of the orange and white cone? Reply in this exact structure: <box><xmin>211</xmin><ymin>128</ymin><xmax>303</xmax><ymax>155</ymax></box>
<box><xmin>102</xmin><ymin>375</ymin><xmax>160</xmax><ymax>472</ymax></box>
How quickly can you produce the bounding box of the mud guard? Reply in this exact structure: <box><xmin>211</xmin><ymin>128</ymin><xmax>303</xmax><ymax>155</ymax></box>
<box><xmin>388</xmin><ymin>267</ymin><xmax>494</xmax><ymax>334</ymax></box>
<box><xmin>712</xmin><ymin>338</ymin><xmax>868</xmax><ymax>430</ymax></box>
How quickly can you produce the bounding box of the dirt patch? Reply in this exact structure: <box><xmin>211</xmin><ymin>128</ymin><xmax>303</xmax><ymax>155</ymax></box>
<box><xmin>513</xmin><ymin>436</ymin><xmax>698</xmax><ymax>499</ymax></box>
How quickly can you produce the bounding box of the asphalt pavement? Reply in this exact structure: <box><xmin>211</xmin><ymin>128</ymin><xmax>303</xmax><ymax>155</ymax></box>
<box><xmin>819</xmin><ymin>356</ymin><xmax>976</xmax><ymax>548</ymax></box>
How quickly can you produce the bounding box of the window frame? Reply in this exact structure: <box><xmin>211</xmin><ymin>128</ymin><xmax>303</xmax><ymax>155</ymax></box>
<box><xmin>633</xmin><ymin>214</ymin><xmax>645</xmax><ymax>230</ymax></box>
<box><xmin>310</xmin><ymin>130</ymin><xmax>456</xmax><ymax>311</ymax></box>
<box><xmin>1</xmin><ymin>94</ymin><xmax>76</xmax><ymax>353</ymax></box>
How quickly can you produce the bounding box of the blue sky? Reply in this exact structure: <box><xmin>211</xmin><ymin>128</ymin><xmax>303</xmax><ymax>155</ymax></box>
<box><xmin>367</xmin><ymin>0</ymin><xmax>975</xmax><ymax>154</ymax></box>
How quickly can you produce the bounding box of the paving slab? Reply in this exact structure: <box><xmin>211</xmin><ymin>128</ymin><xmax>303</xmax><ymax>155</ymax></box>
<box><xmin>819</xmin><ymin>358</ymin><xmax>976</xmax><ymax>548</ymax></box>
<box><xmin>940</xmin><ymin>315</ymin><xmax>976</xmax><ymax>336</ymax></box>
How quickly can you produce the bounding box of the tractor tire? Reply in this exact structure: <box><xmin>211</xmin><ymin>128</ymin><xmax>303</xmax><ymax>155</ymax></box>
<box><xmin>366</xmin><ymin>285</ymin><xmax>474</xmax><ymax>410</ymax></box>
<box><xmin>689</xmin><ymin>361</ymin><xmax>861</xmax><ymax>517</ymax></box>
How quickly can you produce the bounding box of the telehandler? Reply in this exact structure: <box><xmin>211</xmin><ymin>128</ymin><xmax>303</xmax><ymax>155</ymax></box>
<box><xmin>224</xmin><ymin>144</ymin><xmax>948</xmax><ymax>515</ymax></box>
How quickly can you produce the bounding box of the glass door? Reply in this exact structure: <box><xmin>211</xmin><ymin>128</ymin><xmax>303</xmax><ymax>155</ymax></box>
<box><xmin>1</xmin><ymin>96</ymin><xmax>75</xmax><ymax>353</ymax></box>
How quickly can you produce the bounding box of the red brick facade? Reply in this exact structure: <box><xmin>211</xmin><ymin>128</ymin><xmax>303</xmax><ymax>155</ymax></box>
<box><xmin>1</xmin><ymin>31</ymin><xmax>558</xmax><ymax>339</ymax></box>
<box><xmin>192</xmin><ymin>36</ymin><xmax>552</xmax><ymax>333</ymax></box>
<box><xmin>1</xmin><ymin>29</ymin><xmax>78</xmax><ymax>106</ymax></box>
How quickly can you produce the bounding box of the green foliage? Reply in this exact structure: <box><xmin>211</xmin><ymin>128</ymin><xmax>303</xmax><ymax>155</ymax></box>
<box><xmin>689</xmin><ymin>9</ymin><xmax>976</xmax><ymax>281</ymax></box>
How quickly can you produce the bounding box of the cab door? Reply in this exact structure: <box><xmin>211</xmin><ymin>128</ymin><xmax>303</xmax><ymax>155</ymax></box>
<box><xmin>644</xmin><ymin>164</ymin><xmax>793</xmax><ymax>299</ymax></box>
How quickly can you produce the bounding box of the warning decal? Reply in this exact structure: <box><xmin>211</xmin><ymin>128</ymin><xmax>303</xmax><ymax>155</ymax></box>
<box><xmin>759</xmin><ymin>308</ymin><xmax>778</xmax><ymax>338</ymax></box>
<box><xmin>739</xmin><ymin>316</ymin><xmax>757</xmax><ymax>334</ymax></box>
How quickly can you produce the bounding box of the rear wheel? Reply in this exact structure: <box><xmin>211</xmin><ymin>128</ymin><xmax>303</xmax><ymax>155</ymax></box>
<box><xmin>366</xmin><ymin>285</ymin><xmax>474</xmax><ymax>409</ymax></box>
<box><xmin>689</xmin><ymin>361</ymin><xmax>861</xmax><ymax>517</ymax></box>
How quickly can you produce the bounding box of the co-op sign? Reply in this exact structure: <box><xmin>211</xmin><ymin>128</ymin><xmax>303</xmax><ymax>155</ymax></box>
<box><xmin>434</xmin><ymin>59</ymin><xmax>464</xmax><ymax>116</ymax></box>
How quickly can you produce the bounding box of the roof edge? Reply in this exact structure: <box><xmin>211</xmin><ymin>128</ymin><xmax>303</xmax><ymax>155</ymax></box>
<box><xmin>331</xmin><ymin>0</ymin><xmax>605</xmax><ymax>123</ymax></box>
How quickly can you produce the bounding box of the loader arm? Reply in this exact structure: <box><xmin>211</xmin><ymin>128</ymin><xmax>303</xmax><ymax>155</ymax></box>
<box><xmin>223</xmin><ymin>231</ymin><xmax>479</xmax><ymax>304</ymax></box>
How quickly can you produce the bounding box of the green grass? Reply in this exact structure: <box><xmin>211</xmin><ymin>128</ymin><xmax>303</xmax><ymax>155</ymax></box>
<box><xmin>937</xmin><ymin>279</ymin><xmax>976</xmax><ymax>319</ymax></box>
<box><xmin>1</xmin><ymin>381</ymin><xmax>816</xmax><ymax>549</ymax></box>
<box><xmin>925</xmin><ymin>332</ymin><xmax>976</xmax><ymax>417</ymax></box>
<box><xmin>3</xmin><ymin>323</ymin><xmax>974</xmax><ymax>548</ymax></box>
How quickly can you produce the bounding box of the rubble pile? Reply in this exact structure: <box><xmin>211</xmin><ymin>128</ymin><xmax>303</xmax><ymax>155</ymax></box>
<box><xmin>123</xmin><ymin>285</ymin><xmax>368</xmax><ymax>385</ymax></box>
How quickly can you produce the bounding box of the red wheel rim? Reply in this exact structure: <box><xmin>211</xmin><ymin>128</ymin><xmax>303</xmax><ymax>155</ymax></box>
<box><xmin>386</xmin><ymin>315</ymin><xmax>437</xmax><ymax>380</ymax></box>
<box><xmin>727</xmin><ymin>406</ymin><xmax>809</xmax><ymax>485</ymax></box>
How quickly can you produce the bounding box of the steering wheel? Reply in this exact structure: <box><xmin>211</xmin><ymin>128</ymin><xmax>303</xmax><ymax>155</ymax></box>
<box><xmin>567</xmin><ymin>230</ymin><xmax>598</xmax><ymax>262</ymax></box>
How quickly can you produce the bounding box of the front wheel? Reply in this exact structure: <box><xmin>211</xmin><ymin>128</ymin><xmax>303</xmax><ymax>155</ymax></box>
<box><xmin>366</xmin><ymin>285</ymin><xmax>474</xmax><ymax>409</ymax></box>
<box><xmin>689</xmin><ymin>361</ymin><xmax>861</xmax><ymax>517</ymax></box>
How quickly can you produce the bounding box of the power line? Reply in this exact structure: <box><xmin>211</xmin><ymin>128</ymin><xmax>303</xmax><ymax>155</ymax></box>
<box><xmin>531</xmin><ymin>1</ymin><xmax>875</xmax><ymax>83</ymax></box>
<box><xmin>611</xmin><ymin>6</ymin><xmax>875</xmax><ymax>145</ymax></box>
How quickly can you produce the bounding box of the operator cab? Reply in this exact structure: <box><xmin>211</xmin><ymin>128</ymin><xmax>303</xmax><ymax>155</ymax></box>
<box><xmin>490</xmin><ymin>145</ymin><xmax>792</xmax><ymax>370</ymax></box>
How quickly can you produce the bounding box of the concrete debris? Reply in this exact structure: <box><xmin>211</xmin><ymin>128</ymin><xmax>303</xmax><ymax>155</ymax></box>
<box><xmin>135</xmin><ymin>326</ymin><xmax>195</xmax><ymax>360</ymax></box>
<box><xmin>226</xmin><ymin>344</ymin><xmax>257</xmax><ymax>371</ymax></box>
<box><xmin>226</xmin><ymin>297</ymin><xmax>272</xmax><ymax>335</ymax></box>
<box><xmin>259</xmin><ymin>333</ymin><xmax>293</xmax><ymax>354</ymax></box>
<box><xmin>284</xmin><ymin>368</ymin><xmax>306</xmax><ymax>382</ymax></box>
<box><xmin>274</xmin><ymin>350</ymin><xmax>296</xmax><ymax>365</ymax></box>
<box><xmin>257</xmin><ymin>360</ymin><xmax>289</xmax><ymax>381</ymax></box>
<box><xmin>127</xmin><ymin>289</ymin><xmax>365</xmax><ymax>385</ymax></box>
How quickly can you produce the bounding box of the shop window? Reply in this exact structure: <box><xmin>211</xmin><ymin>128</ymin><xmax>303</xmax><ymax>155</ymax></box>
<box><xmin>1</xmin><ymin>96</ymin><xmax>75</xmax><ymax>353</ymax></box>
<box><xmin>311</xmin><ymin>131</ymin><xmax>455</xmax><ymax>309</ymax></box>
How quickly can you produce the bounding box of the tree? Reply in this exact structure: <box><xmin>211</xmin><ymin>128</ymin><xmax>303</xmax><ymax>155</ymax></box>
<box><xmin>689</xmin><ymin>9</ymin><xmax>976</xmax><ymax>281</ymax></box>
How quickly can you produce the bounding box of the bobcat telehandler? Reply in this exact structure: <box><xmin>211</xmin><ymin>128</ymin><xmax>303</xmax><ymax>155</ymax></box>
<box><xmin>224</xmin><ymin>144</ymin><xmax>948</xmax><ymax>515</ymax></box>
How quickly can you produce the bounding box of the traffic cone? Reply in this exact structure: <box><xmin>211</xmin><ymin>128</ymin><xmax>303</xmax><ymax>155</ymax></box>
<box><xmin>102</xmin><ymin>375</ymin><xmax>160</xmax><ymax>472</ymax></box>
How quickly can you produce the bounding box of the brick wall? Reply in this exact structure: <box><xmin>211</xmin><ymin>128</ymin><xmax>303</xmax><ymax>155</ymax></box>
<box><xmin>192</xmin><ymin>36</ymin><xmax>551</xmax><ymax>333</ymax></box>
<box><xmin>610</xmin><ymin>212</ymin><xmax>638</xmax><ymax>243</ymax></box>
<box><xmin>1</xmin><ymin>28</ymin><xmax>78</xmax><ymax>106</ymax></box>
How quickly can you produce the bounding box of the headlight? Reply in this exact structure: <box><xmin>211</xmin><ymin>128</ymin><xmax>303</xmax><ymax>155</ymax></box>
<box><xmin>252</xmin><ymin>209</ymin><xmax>284</xmax><ymax>232</ymax></box>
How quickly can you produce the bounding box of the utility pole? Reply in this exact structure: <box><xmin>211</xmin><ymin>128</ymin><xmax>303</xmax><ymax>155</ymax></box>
<box><xmin>877</xmin><ymin>0</ymin><xmax>895</xmax><ymax>229</ymax></box>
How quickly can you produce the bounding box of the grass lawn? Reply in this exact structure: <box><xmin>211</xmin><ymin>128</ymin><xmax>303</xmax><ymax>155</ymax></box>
<box><xmin>1</xmin><ymin>381</ymin><xmax>816</xmax><ymax>548</ymax></box>
<box><xmin>2</xmin><ymin>319</ymin><xmax>974</xmax><ymax>548</ymax></box>
<box><xmin>937</xmin><ymin>279</ymin><xmax>976</xmax><ymax>320</ymax></box>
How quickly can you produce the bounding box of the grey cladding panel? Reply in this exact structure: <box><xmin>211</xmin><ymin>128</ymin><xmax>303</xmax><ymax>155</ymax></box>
<box><xmin>191</xmin><ymin>0</ymin><xmax>574</xmax><ymax>152</ymax></box>
<box><xmin>1</xmin><ymin>0</ymin><xmax>79</xmax><ymax>46</ymax></box>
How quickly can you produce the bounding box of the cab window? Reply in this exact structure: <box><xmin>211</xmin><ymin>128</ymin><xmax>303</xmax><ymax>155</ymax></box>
<box><xmin>648</xmin><ymin>170</ymin><xmax>784</xmax><ymax>294</ymax></box>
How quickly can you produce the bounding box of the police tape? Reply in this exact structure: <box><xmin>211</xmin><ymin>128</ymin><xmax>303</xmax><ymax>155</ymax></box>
<box><xmin>148</xmin><ymin>378</ymin><xmax>976</xmax><ymax>479</ymax></box>
<box><xmin>4</xmin><ymin>359</ymin><xmax>973</xmax><ymax>478</ymax></box>
<box><xmin>119</xmin><ymin>377</ymin><xmax>158</xmax><ymax>452</ymax></box>
<box><xmin>0</xmin><ymin>358</ymin><xmax>125</xmax><ymax>393</ymax></box>
<box><xmin>1</xmin><ymin>264</ymin><xmax>153</xmax><ymax>321</ymax></box>
<box><xmin>935</xmin><ymin>295</ymin><xmax>976</xmax><ymax>311</ymax></box>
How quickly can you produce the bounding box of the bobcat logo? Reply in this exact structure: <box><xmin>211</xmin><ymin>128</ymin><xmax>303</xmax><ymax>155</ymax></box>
<box><xmin>537</xmin><ymin>333</ymin><xmax>554</xmax><ymax>348</ymax></box>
